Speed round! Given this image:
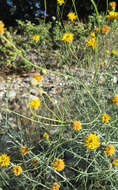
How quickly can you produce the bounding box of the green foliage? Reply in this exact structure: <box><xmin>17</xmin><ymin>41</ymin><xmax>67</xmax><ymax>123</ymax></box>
<box><xmin>0</xmin><ymin>0</ymin><xmax>118</xmax><ymax>189</ymax></box>
<box><xmin>16</xmin><ymin>19</ymin><xmax>52</xmax><ymax>48</ymax></box>
<box><xmin>0</xmin><ymin>31</ymin><xmax>22</xmax><ymax>70</ymax></box>
<box><xmin>0</xmin><ymin>19</ymin><xmax>53</xmax><ymax>71</ymax></box>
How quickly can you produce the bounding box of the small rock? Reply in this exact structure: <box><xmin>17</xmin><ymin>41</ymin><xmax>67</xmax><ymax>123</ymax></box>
<box><xmin>30</xmin><ymin>89</ymin><xmax>39</xmax><ymax>96</ymax></box>
<box><xmin>113</xmin><ymin>76</ymin><xmax>118</xmax><ymax>84</ymax></box>
<box><xmin>0</xmin><ymin>76</ymin><xmax>4</xmax><ymax>82</ymax></box>
<box><xmin>0</xmin><ymin>113</ymin><xmax>2</xmax><ymax>121</ymax></box>
<box><xmin>6</xmin><ymin>90</ymin><xmax>16</xmax><ymax>100</ymax></box>
<box><xmin>49</xmin><ymin>127</ymin><xmax>60</xmax><ymax>135</ymax></box>
<box><xmin>0</xmin><ymin>91</ymin><xmax>5</xmax><ymax>100</ymax></box>
<box><xmin>30</xmin><ymin>78</ymin><xmax>39</xmax><ymax>86</ymax></box>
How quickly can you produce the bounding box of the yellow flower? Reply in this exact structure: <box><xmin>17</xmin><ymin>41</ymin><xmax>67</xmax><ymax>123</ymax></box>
<box><xmin>112</xmin><ymin>49</ymin><xmax>118</xmax><ymax>56</ymax></box>
<box><xmin>109</xmin><ymin>2</ymin><xmax>117</xmax><ymax>10</ymax></box>
<box><xmin>43</xmin><ymin>132</ymin><xmax>49</xmax><ymax>139</ymax></box>
<box><xmin>0</xmin><ymin>154</ymin><xmax>10</xmax><ymax>167</ymax></box>
<box><xmin>106</xmin><ymin>11</ymin><xmax>118</xmax><ymax>19</ymax></box>
<box><xmin>101</xmin><ymin>25</ymin><xmax>110</xmax><ymax>34</ymax></box>
<box><xmin>94</xmin><ymin>28</ymin><xmax>99</xmax><ymax>33</ymax></box>
<box><xmin>0</xmin><ymin>21</ymin><xmax>4</xmax><ymax>28</ymax></box>
<box><xmin>29</xmin><ymin>98</ymin><xmax>41</xmax><ymax>109</ymax></box>
<box><xmin>13</xmin><ymin>165</ymin><xmax>23</xmax><ymax>176</ymax></box>
<box><xmin>86</xmin><ymin>38</ymin><xmax>95</xmax><ymax>49</ymax></box>
<box><xmin>101</xmin><ymin>113</ymin><xmax>111</xmax><ymax>123</ymax></box>
<box><xmin>90</xmin><ymin>32</ymin><xmax>95</xmax><ymax>38</ymax></box>
<box><xmin>112</xmin><ymin>95</ymin><xmax>118</xmax><ymax>105</ymax></box>
<box><xmin>109</xmin><ymin>1</ymin><xmax>117</xmax><ymax>7</ymax></box>
<box><xmin>0</xmin><ymin>21</ymin><xmax>5</xmax><ymax>35</ymax></box>
<box><xmin>52</xmin><ymin>159</ymin><xmax>65</xmax><ymax>171</ymax></box>
<box><xmin>67</xmin><ymin>12</ymin><xmax>77</xmax><ymax>21</ymax></box>
<box><xmin>72</xmin><ymin>121</ymin><xmax>82</xmax><ymax>130</ymax></box>
<box><xmin>105</xmin><ymin>49</ymin><xmax>110</xmax><ymax>54</ymax></box>
<box><xmin>57</xmin><ymin>0</ymin><xmax>64</xmax><ymax>6</ymax></box>
<box><xmin>51</xmin><ymin>183</ymin><xmax>60</xmax><ymax>190</ymax></box>
<box><xmin>84</xmin><ymin>133</ymin><xmax>100</xmax><ymax>150</ymax></box>
<box><xmin>61</xmin><ymin>33</ymin><xmax>74</xmax><ymax>42</ymax></box>
<box><xmin>104</xmin><ymin>145</ymin><xmax>115</xmax><ymax>156</ymax></box>
<box><xmin>20</xmin><ymin>146</ymin><xmax>28</xmax><ymax>155</ymax></box>
<box><xmin>32</xmin><ymin>35</ymin><xmax>40</xmax><ymax>41</ymax></box>
<box><xmin>33</xmin><ymin>73</ymin><xmax>42</xmax><ymax>83</ymax></box>
<box><xmin>112</xmin><ymin>158</ymin><xmax>118</xmax><ymax>166</ymax></box>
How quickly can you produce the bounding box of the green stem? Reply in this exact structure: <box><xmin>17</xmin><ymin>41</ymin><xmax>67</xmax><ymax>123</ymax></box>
<box><xmin>90</xmin><ymin>0</ymin><xmax>100</xmax><ymax>28</ymax></box>
<box><xmin>6</xmin><ymin>109</ymin><xmax>66</xmax><ymax>124</ymax></box>
<box><xmin>44</xmin><ymin>0</ymin><xmax>47</xmax><ymax>22</ymax></box>
<box><xmin>71</xmin><ymin>0</ymin><xmax>79</xmax><ymax>22</ymax></box>
<box><xmin>106</xmin><ymin>0</ymin><xmax>109</xmax><ymax>13</ymax></box>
